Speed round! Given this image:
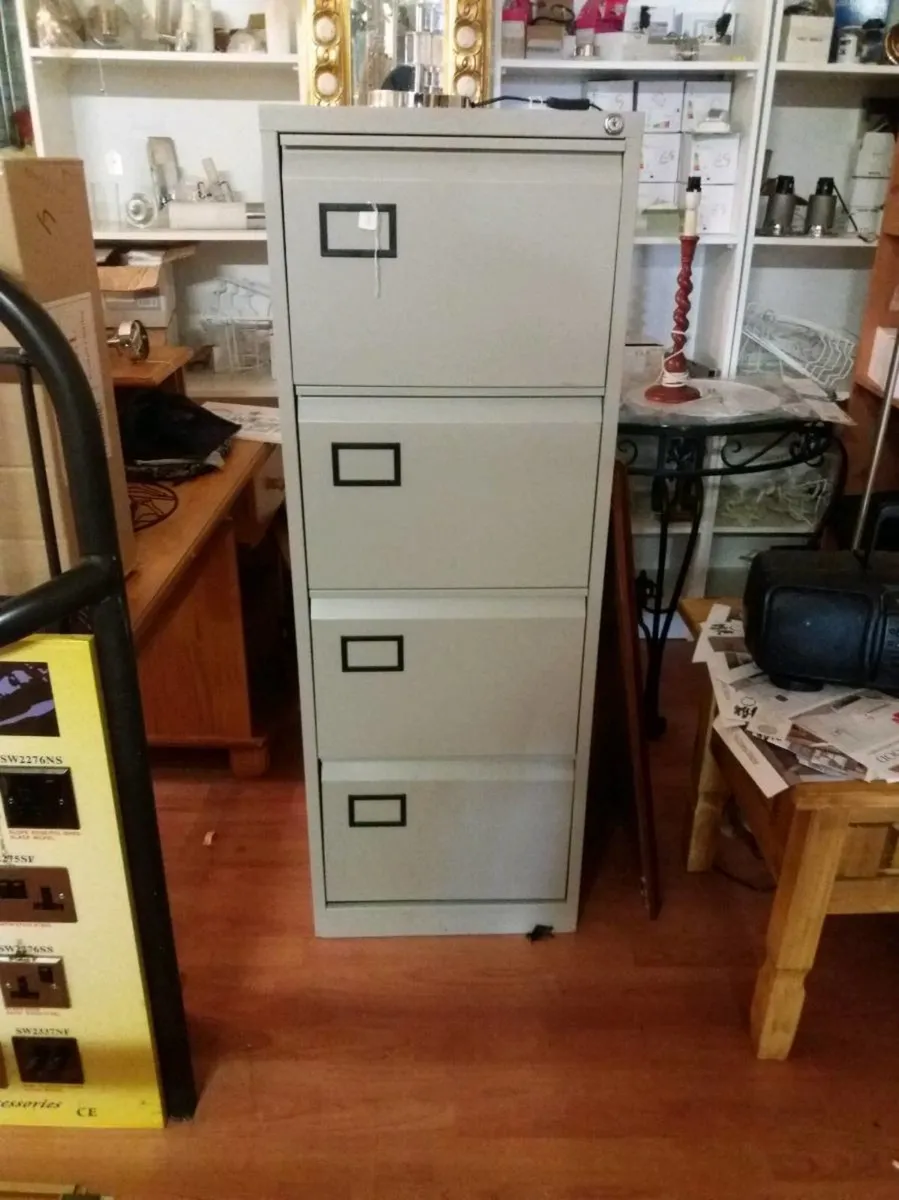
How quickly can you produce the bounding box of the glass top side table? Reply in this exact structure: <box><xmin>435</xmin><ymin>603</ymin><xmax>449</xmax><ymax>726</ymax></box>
<box><xmin>617</xmin><ymin>378</ymin><xmax>848</xmax><ymax>738</ymax></box>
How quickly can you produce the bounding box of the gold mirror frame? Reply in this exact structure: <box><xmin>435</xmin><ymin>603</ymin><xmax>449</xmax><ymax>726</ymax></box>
<box><xmin>299</xmin><ymin>0</ymin><xmax>492</xmax><ymax>106</ymax></box>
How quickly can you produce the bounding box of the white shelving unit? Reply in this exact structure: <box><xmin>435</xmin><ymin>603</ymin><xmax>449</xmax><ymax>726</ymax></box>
<box><xmin>12</xmin><ymin>0</ymin><xmax>899</xmax><ymax>597</ymax></box>
<box><xmin>498</xmin><ymin>57</ymin><xmax>761</xmax><ymax>74</ymax></box>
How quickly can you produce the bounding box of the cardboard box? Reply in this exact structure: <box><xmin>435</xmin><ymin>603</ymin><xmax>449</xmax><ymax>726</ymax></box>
<box><xmin>98</xmin><ymin>245</ymin><xmax>194</xmax><ymax>339</ymax></box>
<box><xmin>0</xmin><ymin>158</ymin><xmax>135</xmax><ymax>594</ymax></box>
<box><xmin>853</xmin><ymin>131</ymin><xmax>895</xmax><ymax>179</ymax></box>
<box><xmin>586</xmin><ymin>83</ymin><xmax>635</xmax><ymax>114</ymax></box>
<box><xmin>635</xmin><ymin>80</ymin><xmax>684</xmax><ymax>132</ymax></box>
<box><xmin>686</xmin><ymin>183</ymin><xmax>735</xmax><ymax>235</ymax></box>
<box><xmin>682</xmin><ymin>80</ymin><xmax>732</xmax><ymax>132</ymax></box>
<box><xmin>681</xmin><ymin>133</ymin><xmax>741</xmax><ymax>185</ymax></box>
<box><xmin>779</xmin><ymin>14</ymin><xmax>834</xmax><ymax>63</ymax></box>
<box><xmin>640</xmin><ymin>133</ymin><xmax>681</xmax><ymax>183</ymax></box>
<box><xmin>526</xmin><ymin>22</ymin><xmax>564</xmax><ymax>54</ymax></box>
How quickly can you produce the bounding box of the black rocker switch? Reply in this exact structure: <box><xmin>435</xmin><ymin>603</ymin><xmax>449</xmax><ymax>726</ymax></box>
<box><xmin>13</xmin><ymin>1036</ymin><xmax>84</xmax><ymax>1084</ymax></box>
<box><xmin>0</xmin><ymin>768</ymin><xmax>79</xmax><ymax>831</ymax></box>
<box><xmin>10</xmin><ymin>973</ymin><xmax>40</xmax><ymax>1003</ymax></box>
<box><xmin>34</xmin><ymin>886</ymin><xmax>64</xmax><ymax>914</ymax></box>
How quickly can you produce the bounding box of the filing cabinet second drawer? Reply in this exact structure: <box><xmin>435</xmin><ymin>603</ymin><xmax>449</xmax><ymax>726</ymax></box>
<box><xmin>321</xmin><ymin>760</ymin><xmax>574</xmax><ymax>903</ymax></box>
<box><xmin>298</xmin><ymin>397</ymin><xmax>602</xmax><ymax>589</ymax></box>
<box><xmin>311</xmin><ymin>594</ymin><xmax>585</xmax><ymax>759</ymax></box>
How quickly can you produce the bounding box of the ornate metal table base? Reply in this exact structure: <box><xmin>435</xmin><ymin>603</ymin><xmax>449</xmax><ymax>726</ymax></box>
<box><xmin>618</xmin><ymin>417</ymin><xmax>847</xmax><ymax>739</ymax></box>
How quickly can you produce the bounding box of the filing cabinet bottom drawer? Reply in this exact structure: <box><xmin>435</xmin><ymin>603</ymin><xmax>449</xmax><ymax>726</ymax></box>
<box><xmin>321</xmin><ymin>760</ymin><xmax>574</xmax><ymax>903</ymax></box>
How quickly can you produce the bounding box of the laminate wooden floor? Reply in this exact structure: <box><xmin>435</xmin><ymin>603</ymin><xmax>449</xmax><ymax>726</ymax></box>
<box><xmin>5</xmin><ymin>645</ymin><xmax>899</xmax><ymax>1199</ymax></box>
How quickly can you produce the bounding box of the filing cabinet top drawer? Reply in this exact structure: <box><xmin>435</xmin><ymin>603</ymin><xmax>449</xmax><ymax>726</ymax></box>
<box><xmin>278</xmin><ymin>138</ymin><xmax>625</xmax><ymax>390</ymax></box>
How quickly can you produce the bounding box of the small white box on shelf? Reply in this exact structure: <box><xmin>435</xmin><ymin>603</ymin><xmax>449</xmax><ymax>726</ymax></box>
<box><xmin>587</xmin><ymin>83</ymin><xmax>635</xmax><ymax>114</ymax></box>
<box><xmin>632</xmin><ymin>3</ymin><xmax>675</xmax><ymax>34</ymax></box>
<box><xmin>638</xmin><ymin>181</ymin><xmax>678</xmax><ymax>210</ymax></box>
<box><xmin>690</xmin><ymin>184</ymin><xmax>735</xmax><ymax>235</ymax></box>
<box><xmin>847</xmin><ymin>175</ymin><xmax>889</xmax><ymax>209</ymax></box>
<box><xmin>868</xmin><ymin>327</ymin><xmax>899</xmax><ymax>397</ymax></box>
<box><xmin>637</xmin><ymin>182</ymin><xmax>679</xmax><ymax>233</ymax></box>
<box><xmin>682</xmin><ymin>81</ymin><xmax>732</xmax><ymax>132</ymax></box>
<box><xmin>680</xmin><ymin>133</ymin><xmax>741</xmax><ymax>185</ymax></box>
<box><xmin>501</xmin><ymin>18</ymin><xmax>526</xmax><ymax>58</ymax></box>
<box><xmin>641</xmin><ymin>134</ymin><xmax>681</xmax><ymax>183</ymax></box>
<box><xmin>624</xmin><ymin>342</ymin><xmax>665</xmax><ymax>386</ymax></box>
<box><xmin>854</xmin><ymin>131</ymin><xmax>895</xmax><ymax>179</ymax></box>
<box><xmin>779</xmin><ymin>14</ymin><xmax>834</xmax><ymax>63</ymax></box>
<box><xmin>848</xmin><ymin>208</ymin><xmax>883</xmax><ymax>238</ymax></box>
<box><xmin>635</xmin><ymin>80</ymin><xmax>684</xmax><ymax>133</ymax></box>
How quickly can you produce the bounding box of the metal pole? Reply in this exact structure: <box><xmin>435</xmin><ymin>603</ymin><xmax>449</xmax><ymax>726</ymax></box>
<box><xmin>852</xmin><ymin>329</ymin><xmax>899</xmax><ymax>553</ymax></box>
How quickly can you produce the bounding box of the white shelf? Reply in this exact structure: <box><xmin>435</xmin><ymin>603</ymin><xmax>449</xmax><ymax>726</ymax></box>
<box><xmin>499</xmin><ymin>57</ymin><xmax>760</xmax><ymax>75</ymax></box>
<box><xmin>93</xmin><ymin>226</ymin><xmax>267</xmax><ymax>243</ymax></box>
<box><xmin>185</xmin><ymin>371</ymin><xmax>278</xmax><ymax>400</ymax></box>
<box><xmin>635</xmin><ymin>234</ymin><xmax>739</xmax><ymax>246</ymax></box>
<box><xmin>30</xmin><ymin>48</ymin><xmax>298</xmax><ymax>65</ymax></box>
<box><xmin>754</xmin><ymin>236</ymin><xmax>878</xmax><ymax>249</ymax></box>
<box><xmin>713</xmin><ymin>523</ymin><xmax>814</xmax><ymax>536</ymax></box>
<box><xmin>776</xmin><ymin>61</ymin><xmax>899</xmax><ymax>77</ymax></box>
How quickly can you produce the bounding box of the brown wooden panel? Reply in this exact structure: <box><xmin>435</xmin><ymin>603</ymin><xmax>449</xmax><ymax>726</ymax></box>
<box><xmin>844</xmin><ymin>139</ymin><xmax>899</xmax><ymax>493</ymax></box>
<box><xmin>712</xmin><ymin>734</ymin><xmax>786</xmax><ymax>876</ymax></box>
<box><xmin>829</xmin><ymin>876</ymin><xmax>899</xmax><ymax>914</ymax></box>
<box><xmin>138</xmin><ymin>521</ymin><xmax>252</xmax><ymax>742</ymax></box>
<box><xmin>838</xmin><ymin>825</ymin><xmax>891</xmax><ymax>879</ymax></box>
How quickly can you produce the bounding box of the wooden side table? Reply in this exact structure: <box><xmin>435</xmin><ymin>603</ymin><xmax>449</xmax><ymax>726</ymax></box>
<box><xmin>682</xmin><ymin>596</ymin><xmax>899</xmax><ymax>1060</ymax></box>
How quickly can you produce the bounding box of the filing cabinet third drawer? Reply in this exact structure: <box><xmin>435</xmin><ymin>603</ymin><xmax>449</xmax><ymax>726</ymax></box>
<box><xmin>263</xmin><ymin>104</ymin><xmax>641</xmax><ymax>936</ymax></box>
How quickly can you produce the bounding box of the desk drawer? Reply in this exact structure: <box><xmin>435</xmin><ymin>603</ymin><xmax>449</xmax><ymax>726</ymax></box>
<box><xmin>321</xmin><ymin>760</ymin><xmax>573</xmax><ymax>903</ymax></box>
<box><xmin>299</xmin><ymin>398</ymin><xmax>601</xmax><ymax>589</ymax></box>
<box><xmin>311</xmin><ymin>595</ymin><xmax>585</xmax><ymax>758</ymax></box>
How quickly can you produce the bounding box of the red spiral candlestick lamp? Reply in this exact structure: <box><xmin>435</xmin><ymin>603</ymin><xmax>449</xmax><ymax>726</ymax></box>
<box><xmin>645</xmin><ymin>176</ymin><xmax>702</xmax><ymax>405</ymax></box>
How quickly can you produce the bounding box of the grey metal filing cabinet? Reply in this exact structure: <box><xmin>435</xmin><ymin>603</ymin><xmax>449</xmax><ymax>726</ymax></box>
<box><xmin>261</xmin><ymin>106</ymin><xmax>640</xmax><ymax>937</ymax></box>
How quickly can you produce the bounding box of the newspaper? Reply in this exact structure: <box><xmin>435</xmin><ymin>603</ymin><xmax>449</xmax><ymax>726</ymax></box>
<box><xmin>695</xmin><ymin>605</ymin><xmax>899</xmax><ymax>792</ymax></box>
<box><xmin>202</xmin><ymin>402</ymin><xmax>281</xmax><ymax>444</ymax></box>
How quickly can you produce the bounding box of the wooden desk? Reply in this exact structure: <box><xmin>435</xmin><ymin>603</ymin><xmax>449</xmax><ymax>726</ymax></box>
<box><xmin>682</xmin><ymin>596</ymin><xmax>899</xmax><ymax>1059</ymax></box>
<box><xmin>127</xmin><ymin>439</ymin><xmax>277</xmax><ymax>777</ymax></box>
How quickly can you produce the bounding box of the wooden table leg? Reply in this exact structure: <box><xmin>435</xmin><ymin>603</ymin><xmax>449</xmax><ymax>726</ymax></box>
<box><xmin>750</xmin><ymin>806</ymin><xmax>848</xmax><ymax>1060</ymax></box>
<box><xmin>229</xmin><ymin>744</ymin><xmax>270</xmax><ymax>779</ymax></box>
<box><xmin>686</xmin><ymin>684</ymin><xmax>730</xmax><ymax>872</ymax></box>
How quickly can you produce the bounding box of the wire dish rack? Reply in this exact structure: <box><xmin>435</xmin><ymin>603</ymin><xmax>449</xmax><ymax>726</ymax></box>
<box><xmin>716</xmin><ymin>459</ymin><xmax>838</xmax><ymax>532</ymax></box>
<box><xmin>739</xmin><ymin>304</ymin><xmax>858</xmax><ymax>394</ymax></box>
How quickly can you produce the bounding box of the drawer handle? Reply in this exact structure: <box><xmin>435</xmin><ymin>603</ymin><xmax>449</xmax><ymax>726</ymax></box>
<box><xmin>331</xmin><ymin>442</ymin><xmax>401</xmax><ymax>487</ymax></box>
<box><xmin>340</xmin><ymin>635</ymin><xmax>404</xmax><ymax>672</ymax></box>
<box><xmin>318</xmin><ymin>203</ymin><xmax>398</xmax><ymax>259</ymax></box>
<box><xmin>349</xmin><ymin>794</ymin><xmax>407</xmax><ymax>828</ymax></box>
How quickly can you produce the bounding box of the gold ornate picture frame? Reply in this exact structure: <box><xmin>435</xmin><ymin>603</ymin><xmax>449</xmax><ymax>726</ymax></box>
<box><xmin>300</xmin><ymin>0</ymin><xmax>492</xmax><ymax>106</ymax></box>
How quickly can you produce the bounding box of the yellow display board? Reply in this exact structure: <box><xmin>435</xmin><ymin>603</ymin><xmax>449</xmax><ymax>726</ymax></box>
<box><xmin>0</xmin><ymin>634</ymin><xmax>163</xmax><ymax>1128</ymax></box>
